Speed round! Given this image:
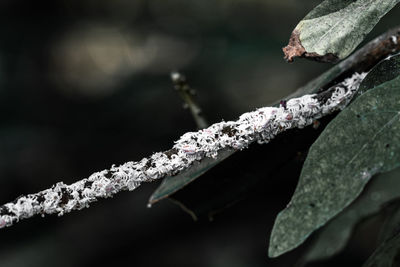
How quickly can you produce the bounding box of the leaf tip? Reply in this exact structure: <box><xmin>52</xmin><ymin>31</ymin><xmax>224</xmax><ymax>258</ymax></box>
<box><xmin>268</xmin><ymin>244</ymin><xmax>282</xmax><ymax>258</ymax></box>
<box><xmin>268</xmin><ymin>213</ymin><xmax>293</xmax><ymax>258</ymax></box>
<box><xmin>147</xmin><ymin>193</ymin><xmax>164</xmax><ymax>207</ymax></box>
<box><xmin>148</xmin><ymin>187</ymin><xmax>170</xmax><ymax>206</ymax></box>
<box><xmin>268</xmin><ymin>233</ymin><xmax>291</xmax><ymax>258</ymax></box>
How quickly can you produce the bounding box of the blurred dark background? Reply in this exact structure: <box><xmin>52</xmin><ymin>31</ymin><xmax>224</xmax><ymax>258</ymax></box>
<box><xmin>0</xmin><ymin>1</ymin><xmax>399</xmax><ymax>266</ymax></box>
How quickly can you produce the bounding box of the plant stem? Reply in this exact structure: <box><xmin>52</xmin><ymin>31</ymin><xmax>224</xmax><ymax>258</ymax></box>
<box><xmin>171</xmin><ymin>71</ymin><xmax>209</xmax><ymax>129</ymax></box>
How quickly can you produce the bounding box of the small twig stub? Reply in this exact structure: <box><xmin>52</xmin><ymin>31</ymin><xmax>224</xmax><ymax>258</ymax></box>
<box><xmin>171</xmin><ymin>71</ymin><xmax>209</xmax><ymax>129</ymax></box>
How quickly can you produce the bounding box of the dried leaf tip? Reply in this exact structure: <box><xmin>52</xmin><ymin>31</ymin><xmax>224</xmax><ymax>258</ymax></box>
<box><xmin>283</xmin><ymin>30</ymin><xmax>339</xmax><ymax>63</ymax></box>
<box><xmin>283</xmin><ymin>30</ymin><xmax>306</xmax><ymax>62</ymax></box>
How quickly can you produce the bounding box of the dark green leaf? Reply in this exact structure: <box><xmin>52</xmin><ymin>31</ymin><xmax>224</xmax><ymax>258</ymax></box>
<box><xmin>283</xmin><ymin>0</ymin><xmax>399</xmax><ymax>62</ymax></box>
<box><xmin>357</xmin><ymin>54</ymin><xmax>400</xmax><ymax>96</ymax></box>
<box><xmin>300</xmin><ymin>168</ymin><xmax>400</xmax><ymax>264</ymax></box>
<box><xmin>269</xmin><ymin>75</ymin><xmax>400</xmax><ymax>257</ymax></box>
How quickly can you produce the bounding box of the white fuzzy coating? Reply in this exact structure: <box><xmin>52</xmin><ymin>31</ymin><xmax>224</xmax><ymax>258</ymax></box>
<box><xmin>0</xmin><ymin>72</ymin><xmax>367</xmax><ymax>229</ymax></box>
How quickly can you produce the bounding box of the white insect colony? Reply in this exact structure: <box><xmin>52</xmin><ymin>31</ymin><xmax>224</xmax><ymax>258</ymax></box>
<box><xmin>0</xmin><ymin>72</ymin><xmax>367</xmax><ymax>229</ymax></box>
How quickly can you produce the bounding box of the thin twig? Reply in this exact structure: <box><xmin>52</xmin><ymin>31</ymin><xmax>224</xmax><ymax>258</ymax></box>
<box><xmin>171</xmin><ymin>71</ymin><xmax>209</xmax><ymax>129</ymax></box>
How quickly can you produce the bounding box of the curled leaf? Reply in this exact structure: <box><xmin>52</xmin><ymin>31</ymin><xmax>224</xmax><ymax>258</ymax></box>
<box><xmin>283</xmin><ymin>0</ymin><xmax>399</xmax><ymax>62</ymax></box>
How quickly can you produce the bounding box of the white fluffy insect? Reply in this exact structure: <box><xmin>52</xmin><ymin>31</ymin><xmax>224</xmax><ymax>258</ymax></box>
<box><xmin>182</xmin><ymin>144</ymin><xmax>197</xmax><ymax>155</ymax></box>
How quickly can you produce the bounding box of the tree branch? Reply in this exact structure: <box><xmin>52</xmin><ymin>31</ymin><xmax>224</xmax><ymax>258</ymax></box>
<box><xmin>0</xmin><ymin>72</ymin><xmax>366</xmax><ymax>229</ymax></box>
